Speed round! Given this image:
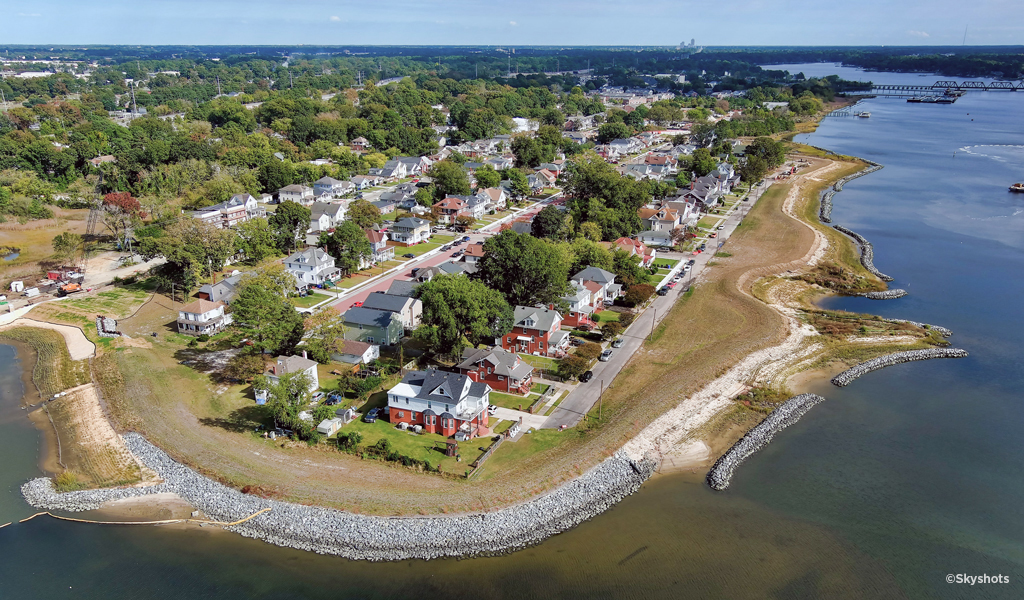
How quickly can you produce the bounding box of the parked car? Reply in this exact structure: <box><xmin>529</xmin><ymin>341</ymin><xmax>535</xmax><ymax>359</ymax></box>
<box><xmin>487</xmin><ymin>404</ymin><xmax>498</xmax><ymax>416</ymax></box>
<box><xmin>350</xmin><ymin>301</ymin><xmax>363</xmax><ymax>308</ymax></box>
<box><xmin>683</xmin><ymin>264</ymin><xmax>692</xmax><ymax>272</ymax></box>
<box><xmin>570</xmin><ymin>337</ymin><xmax>585</xmax><ymax>347</ymax></box>
<box><xmin>451</xmin><ymin>251</ymin><xmax>461</xmax><ymax>257</ymax></box>
<box><xmin>363</xmin><ymin>408</ymin><xmax>379</xmax><ymax>423</ymax></box>
<box><xmin>687</xmin><ymin>259</ymin><xmax>696</xmax><ymax>266</ymax></box>
<box><xmin>311</xmin><ymin>392</ymin><xmax>326</xmax><ymax>404</ymax></box>
<box><xmin>657</xmin><ymin>287</ymin><xmax>669</xmax><ymax>296</ymax></box>
<box><xmin>599</xmin><ymin>349</ymin><xmax>613</xmax><ymax>362</ymax></box>
<box><xmin>325</xmin><ymin>393</ymin><xmax>342</xmax><ymax>406</ymax></box>
<box><xmin>709</xmin><ymin>232</ymin><xmax>717</xmax><ymax>239</ymax></box>
<box><xmin>717</xmin><ymin>225</ymin><xmax>725</xmax><ymax>230</ymax></box>
<box><xmin>462</xmin><ymin>236</ymin><xmax>471</xmax><ymax>242</ymax></box>
<box><xmin>403</xmin><ymin>253</ymin><xmax>416</xmax><ymax>259</ymax></box>
<box><xmin>611</xmin><ymin>338</ymin><xmax>624</xmax><ymax>348</ymax></box>
<box><xmin>579</xmin><ymin>370</ymin><xmax>594</xmax><ymax>383</ymax></box>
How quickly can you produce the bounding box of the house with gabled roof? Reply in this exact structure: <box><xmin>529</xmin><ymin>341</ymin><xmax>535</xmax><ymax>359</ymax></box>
<box><xmin>255</xmin><ymin>354</ymin><xmax>319</xmax><ymax>405</ymax></box>
<box><xmin>309</xmin><ymin>201</ymin><xmax>347</xmax><ymax>233</ymax></box>
<box><xmin>387</xmin><ymin>368</ymin><xmax>491</xmax><ymax>440</ymax></box>
<box><xmin>390</xmin><ymin>217</ymin><xmax>432</xmax><ymax>245</ymax></box>
<box><xmin>535</xmin><ymin>168</ymin><xmax>558</xmax><ymax>187</ymax></box>
<box><xmin>614</xmin><ymin>237</ymin><xmax>656</xmax><ymax>267</ymax></box>
<box><xmin>572</xmin><ymin>266</ymin><xmax>623</xmax><ymax>305</ymax></box>
<box><xmin>499</xmin><ymin>306</ymin><xmax>569</xmax><ymax>357</ymax></box>
<box><xmin>560</xmin><ymin>281</ymin><xmax>597</xmax><ymax>330</ymax></box>
<box><xmin>177</xmin><ymin>299</ymin><xmax>232</xmax><ymax>336</ymax></box>
<box><xmin>457</xmin><ymin>347</ymin><xmax>534</xmax><ymax>395</ymax></box>
<box><xmin>277</xmin><ymin>184</ymin><xmax>315</xmax><ymax>205</ymax></box>
<box><xmin>191</xmin><ymin>193</ymin><xmax>265</xmax><ymax>229</ymax></box>
<box><xmin>313</xmin><ymin>176</ymin><xmax>350</xmax><ymax>198</ymax></box>
<box><xmin>360</xmin><ymin>292</ymin><xmax>422</xmax><ymax>330</ymax></box>
<box><xmin>341</xmin><ymin>307</ymin><xmax>404</xmax><ymax>346</ymax></box>
<box><xmin>638</xmin><ymin>206</ymin><xmax>682</xmax><ymax>232</ymax></box>
<box><xmin>284</xmin><ymin>248</ymin><xmax>341</xmax><ymax>288</ymax></box>
<box><xmin>364</xmin><ymin>229</ymin><xmax>395</xmax><ymax>267</ymax></box>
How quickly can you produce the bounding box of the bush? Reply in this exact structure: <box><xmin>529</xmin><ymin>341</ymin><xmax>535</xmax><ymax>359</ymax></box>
<box><xmin>196</xmin><ymin>334</ymin><xmax>211</xmax><ymax>342</ymax></box>
<box><xmin>53</xmin><ymin>470</ymin><xmax>83</xmax><ymax>492</ymax></box>
<box><xmin>601</xmin><ymin>321</ymin><xmax>624</xmax><ymax>340</ymax></box>
<box><xmin>576</xmin><ymin>342</ymin><xmax>603</xmax><ymax>361</ymax></box>
<box><xmin>337</xmin><ymin>431</ymin><xmax>363</xmax><ymax>451</ymax></box>
<box><xmin>618</xmin><ymin>311</ymin><xmax>636</xmax><ymax>328</ymax></box>
<box><xmin>558</xmin><ymin>355</ymin><xmax>589</xmax><ymax>380</ymax></box>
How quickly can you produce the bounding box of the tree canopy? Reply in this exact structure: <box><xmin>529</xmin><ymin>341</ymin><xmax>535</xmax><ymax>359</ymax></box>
<box><xmin>413</xmin><ymin>275</ymin><xmax>513</xmax><ymax>359</ymax></box>
<box><xmin>476</xmin><ymin>230</ymin><xmax>571</xmax><ymax>307</ymax></box>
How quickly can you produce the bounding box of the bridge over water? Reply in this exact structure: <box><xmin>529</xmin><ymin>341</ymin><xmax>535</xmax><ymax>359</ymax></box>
<box><xmin>849</xmin><ymin>80</ymin><xmax>1024</xmax><ymax>97</ymax></box>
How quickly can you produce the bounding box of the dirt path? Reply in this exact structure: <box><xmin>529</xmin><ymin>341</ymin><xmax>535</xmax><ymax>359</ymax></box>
<box><xmin>0</xmin><ymin>318</ymin><xmax>95</xmax><ymax>360</ymax></box>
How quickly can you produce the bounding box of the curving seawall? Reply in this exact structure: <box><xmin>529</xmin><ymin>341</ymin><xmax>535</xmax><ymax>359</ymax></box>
<box><xmin>706</xmin><ymin>394</ymin><xmax>827</xmax><ymax>491</ymax></box>
<box><xmin>858</xmin><ymin>289</ymin><xmax>908</xmax><ymax>300</ymax></box>
<box><xmin>883</xmin><ymin>318</ymin><xmax>953</xmax><ymax>337</ymax></box>
<box><xmin>830</xmin><ymin>348</ymin><xmax>969</xmax><ymax>387</ymax></box>
<box><xmin>23</xmin><ymin>433</ymin><xmax>657</xmax><ymax>561</ymax></box>
<box><xmin>818</xmin><ymin>161</ymin><xmax>883</xmax><ymax>224</ymax></box>
<box><xmin>832</xmin><ymin>225</ymin><xmax>896</xmax><ymax>283</ymax></box>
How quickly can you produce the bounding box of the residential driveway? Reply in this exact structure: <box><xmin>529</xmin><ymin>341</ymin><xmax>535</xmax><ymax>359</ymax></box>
<box><xmin>542</xmin><ymin>180</ymin><xmax>773</xmax><ymax>429</ymax></box>
<box><xmin>491</xmin><ymin>407</ymin><xmax>547</xmax><ymax>431</ymax></box>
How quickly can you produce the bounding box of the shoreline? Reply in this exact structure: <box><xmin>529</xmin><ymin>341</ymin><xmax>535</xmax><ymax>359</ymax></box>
<box><xmin>14</xmin><ymin>150</ymin><xmax>963</xmax><ymax>559</ymax></box>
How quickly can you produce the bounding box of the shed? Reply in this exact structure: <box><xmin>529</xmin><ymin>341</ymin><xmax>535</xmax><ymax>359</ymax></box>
<box><xmin>316</xmin><ymin>418</ymin><xmax>344</xmax><ymax>436</ymax></box>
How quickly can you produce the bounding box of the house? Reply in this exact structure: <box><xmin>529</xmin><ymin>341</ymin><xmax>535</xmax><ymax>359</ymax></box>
<box><xmin>313</xmin><ymin>177</ymin><xmax>350</xmax><ymax>198</ymax></box>
<box><xmin>350</xmin><ymin>175</ymin><xmax>381</xmax><ymax>190</ymax></box>
<box><xmin>278</xmin><ymin>184</ymin><xmax>315</xmax><ymax>205</ymax></box>
<box><xmin>364</xmin><ymin>229</ymin><xmax>395</xmax><ymax>266</ymax></box>
<box><xmin>463</xmin><ymin>241</ymin><xmax>486</xmax><ymax>264</ymax></box>
<box><xmin>374</xmin><ymin>160</ymin><xmax>407</xmax><ymax>181</ymax></box>
<box><xmin>332</xmin><ymin>340</ymin><xmax>380</xmax><ymax>365</ymax></box>
<box><xmin>638</xmin><ymin>229</ymin><xmax>675</xmax><ymax>248</ymax></box>
<box><xmin>176</xmin><ymin>299</ymin><xmax>232</xmax><ymax>336</ymax></box>
<box><xmin>614</xmin><ymin>237</ymin><xmax>656</xmax><ymax>267</ymax></box>
<box><xmin>457</xmin><ymin>347</ymin><xmax>534</xmax><ymax>395</ymax></box>
<box><xmin>198</xmin><ymin>273</ymin><xmax>243</xmax><ymax>304</ymax></box>
<box><xmin>433</xmin><ymin>196</ymin><xmax>470</xmax><ymax>224</ymax></box>
<box><xmin>638</xmin><ymin>206</ymin><xmax>682</xmax><ymax>232</ymax></box>
<box><xmin>485</xmin><ymin>156</ymin><xmax>514</xmax><ymax>171</ymax></box>
<box><xmin>561</xmin><ymin>282</ymin><xmax>596</xmax><ymax>330</ymax></box>
<box><xmin>535</xmin><ymin>169</ymin><xmax>558</xmax><ymax>187</ymax></box>
<box><xmin>537</xmin><ymin>162</ymin><xmax>565</xmax><ymax>176</ymax></box>
<box><xmin>191</xmin><ymin>194</ymin><xmax>265</xmax><ymax>229</ymax></box>
<box><xmin>350</xmin><ymin>137</ymin><xmax>370</xmax><ymax>152</ymax></box>
<box><xmin>341</xmin><ymin>307</ymin><xmax>404</xmax><ymax>345</ymax></box>
<box><xmin>386</xmin><ymin>279</ymin><xmax>421</xmax><ymax>298</ymax></box>
<box><xmin>284</xmin><ymin>248</ymin><xmax>341</xmax><ymax>288</ymax></box>
<box><xmin>572</xmin><ymin>266</ymin><xmax>623</xmax><ymax>305</ymax></box>
<box><xmin>255</xmin><ymin>354</ymin><xmax>320</xmax><ymax>405</ymax></box>
<box><xmin>509</xmin><ymin>221</ymin><xmax>533</xmax><ymax>236</ymax></box>
<box><xmin>371</xmin><ymin>199</ymin><xmax>396</xmax><ymax>215</ymax></box>
<box><xmin>476</xmin><ymin>187</ymin><xmax>507</xmax><ymax>211</ymax></box>
<box><xmin>390</xmin><ymin>217</ymin><xmax>432</xmax><ymax>244</ymax></box>
<box><xmin>386</xmin><ymin>369</ymin><xmax>491</xmax><ymax>439</ymax></box>
<box><xmin>309</xmin><ymin>202</ymin><xmax>347</xmax><ymax>233</ymax></box>
<box><xmin>499</xmin><ymin>306</ymin><xmax>569</xmax><ymax>357</ymax></box>
<box><xmin>439</xmin><ymin>261</ymin><xmax>477</xmax><ymax>276</ymax></box>
<box><xmin>645</xmin><ymin>155</ymin><xmax>678</xmax><ymax>171</ymax></box>
<box><xmin>360</xmin><ymin>292</ymin><xmax>422</xmax><ymax>330</ymax></box>
<box><xmin>88</xmin><ymin>155</ymin><xmax>116</xmax><ymax>168</ymax></box>
<box><xmin>609</xmin><ymin>138</ymin><xmax>641</xmax><ymax>156</ymax></box>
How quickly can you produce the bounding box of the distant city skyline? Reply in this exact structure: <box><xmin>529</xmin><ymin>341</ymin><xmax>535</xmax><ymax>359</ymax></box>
<box><xmin>3</xmin><ymin>1</ymin><xmax>1022</xmax><ymax>46</ymax></box>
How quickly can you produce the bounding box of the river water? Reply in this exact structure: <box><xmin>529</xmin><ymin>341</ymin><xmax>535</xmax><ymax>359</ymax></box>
<box><xmin>2</xmin><ymin>66</ymin><xmax>1024</xmax><ymax>598</ymax></box>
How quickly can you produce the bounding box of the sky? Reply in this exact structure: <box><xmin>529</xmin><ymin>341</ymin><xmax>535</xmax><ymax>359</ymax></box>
<box><xmin>2</xmin><ymin>0</ymin><xmax>1023</xmax><ymax>46</ymax></box>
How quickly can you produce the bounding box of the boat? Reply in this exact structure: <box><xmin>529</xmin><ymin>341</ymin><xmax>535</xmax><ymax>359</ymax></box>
<box><xmin>855</xmin><ymin>111</ymin><xmax>871</xmax><ymax>118</ymax></box>
<box><xmin>1010</xmin><ymin>183</ymin><xmax>1024</xmax><ymax>193</ymax></box>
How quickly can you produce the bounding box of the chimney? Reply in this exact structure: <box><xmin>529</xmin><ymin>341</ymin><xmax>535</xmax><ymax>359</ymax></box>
<box><xmin>302</xmin><ymin>350</ymin><xmax>308</xmax><ymax>359</ymax></box>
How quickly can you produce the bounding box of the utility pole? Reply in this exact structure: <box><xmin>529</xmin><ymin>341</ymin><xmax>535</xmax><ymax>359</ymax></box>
<box><xmin>649</xmin><ymin>308</ymin><xmax>657</xmax><ymax>340</ymax></box>
<box><xmin>599</xmin><ymin>379</ymin><xmax>604</xmax><ymax>420</ymax></box>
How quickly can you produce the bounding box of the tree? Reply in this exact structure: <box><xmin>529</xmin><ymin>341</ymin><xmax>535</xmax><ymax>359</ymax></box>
<box><xmin>623</xmin><ymin>284</ymin><xmax>656</xmax><ymax>307</ymax></box>
<box><xmin>347</xmin><ymin>199</ymin><xmax>383</xmax><ymax>229</ymax></box>
<box><xmin>505</xmin><ymin>169</ymin><xmax>531</xmax><ymax>204</ymax></box>
<box><xmin>597</xmin><ymin>122</ymin><xmax>632</xmax><ymax>144</ymax></box>
<box><xmin>258</xmin><ymin>160</ymin><xmax>294</xmax><ymax>193</ymax></box>
<box><xmin>558</xmin><ymin>355</ymin><xmax>589</xmax><ymax>380</ymax></box>
<box><xmin>319</xmin><ymin>221</ymin><xmax>372</xmax><ymax>276</ymax></box>
<box><xmin>231</xmin><ymin>271</ymin><xmax>305</xmax><ymax>355</ymax></box>
<box><xmin>51</xmin><ymin>231</ymin><xmax>83</xmax><ymax>266</ymax></box>
<box><xmin>302</xmin><ymin>307</ymin><xmax>346</xmax><ymax>364</ymax></box>
<box><xmin>612</xmin><ymin>250</ymin><xmax>651</xmax><ymax>287</ymax></box>
<box><xmin>454</xmin><ymin>215</ymin><xmax>476</xmax><ymax>231</ymax></box>
<box><xmin>414</xmin><ymin>186</ymin><xmax>436</xmax><ymax>208</ymax></box>
<box><xmin>138</xmin><ymin>217</ymin><xmax>236</xmax><ymax>290</ymax></box>
<box><xmin>739</xmin><ymin>155</ymin><xmax>768</xmax><ymax>185</ymax></box>
<box><xmin>101</xmin><ymin>192</ymin><xmax>145</xmax><ymax>248</ymax></box>
<box><xmin>235</xmin><ymin>217</ymin><xmax>278</xmax><ymax>263</ymax></box>
<box><xmin>691</xmin><ymin>148</ymin><xmax>718</xmax><ymax>178</ymax></box>
<box><xmin>474</xmin><ymin>164</ymin><xmax>500</xmax><ymax>189</ymax></box>
<box><xmin>224</xmin><ymin>352</ymin><xmax>266</xmax><ymax>382</ymax></box>
<box><xmin>414</xmin><ymin>275</ymin><xmax>513</xmax><ymax>359</ymax></box>
<box><xmin>532</xmin><ymin>205</ymin><xmax>566</xmax><ymax>240</ymax></box>
<box><xmin>567</xmin><ymin>220</ymin><xmax>596</xmax><ymax>242</ymax></box>
<box><xmin>476</xmin><ymin>230</ymin><xmax>571</xmax><ymax>307</ymax></box>
<box><xmin>268</xmin><ymin>200</ymin><xmax>311</xmax><ymax>253</ymax></box>
<box><xmin>689</xmin><ymin>123</ymin><xmax>716</xmax><ymax>148</ymax></box>
<box><xmin>745</xmin><ymin>136</ymin><xmax>786</xmax><ymax>169</ymax></box>
<box><xmin>255</xmin><ymin>370</ymin><xmax>313</xmax><ymax>425</ymax></box>
<box><xmin>511</xmin><ymin>136</ymin><xmax>553</xmax><ymax>169</ymax></box>
<box><xmin>601</xmin><ymin>321</ymin><xmax>624</xmax><ymax>340</ymax></box>
<box><xmin>567</xmin><ymin>237</ymin><xmax>614</xmax><ymax>273</ymax></box>
<box><xmin>429</xmin><ymin>160</ymin><xmax>470</xmax><ymax>199</ymax></box>
<box><xmin>576</xmin><ymin>342</ymin><xmax>603</xmax><ymax>361</ymax></box>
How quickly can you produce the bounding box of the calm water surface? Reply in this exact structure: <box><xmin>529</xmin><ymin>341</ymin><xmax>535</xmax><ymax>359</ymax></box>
<box><xmin>2</xmin><ymin>66</ymin><xmax>1023</xmax><ymax>598</ymax></box>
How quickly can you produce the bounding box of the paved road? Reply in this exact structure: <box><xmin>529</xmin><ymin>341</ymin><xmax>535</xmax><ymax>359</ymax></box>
<box><xmin>542</xmin><ymin>180</ymin><xmax>773</xmax><ymax>429</ymax></box>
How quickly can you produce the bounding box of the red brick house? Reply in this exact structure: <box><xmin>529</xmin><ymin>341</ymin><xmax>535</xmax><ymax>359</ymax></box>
<box><xmin>386</xmin><ymin>369</ymin><xmax>491</xmax><ymax>440</ymax></box>
<box><xmin>457</xmin><ymin>347</ymin><xmax>534</xmax><ymax>395</ymax></box>
<box><xmin>500</xmin><ymin>306</ymin><xmax>570</xmax><ymax>357</ymax></box>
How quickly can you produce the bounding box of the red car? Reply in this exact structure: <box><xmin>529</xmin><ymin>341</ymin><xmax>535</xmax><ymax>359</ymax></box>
<box><xmin>350</xmin><ymin>301</ymin><xmax>363</xmax><ymax>308</ymax></box>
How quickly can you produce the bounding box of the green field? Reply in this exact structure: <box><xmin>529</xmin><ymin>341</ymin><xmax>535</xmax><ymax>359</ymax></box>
<box><xmin>291</xmin><ymin>292</ymin><xmax>332</xmax><ymax>308</ymax></box>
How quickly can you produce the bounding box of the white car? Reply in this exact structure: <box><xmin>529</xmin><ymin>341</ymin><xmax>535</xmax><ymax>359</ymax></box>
<box><xmin>487</xmin><ymin>404</ymin><xmax>498</xmax><ymax>415</ymax></box>
<box><xmin>717</xmin><ymin>225</ymin><xmax>725</xmax><ymax>230</ymax></box>
<box><xmin>599</xmin><ymin>349</ymin><xmax>613</xmax><ymax>362</ymax></box>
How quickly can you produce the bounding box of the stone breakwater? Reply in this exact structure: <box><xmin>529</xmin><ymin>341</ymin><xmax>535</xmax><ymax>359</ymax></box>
<box><xmin>857</xmin><ymin>289</ymin><xmax>908</xmax><ymax>300</ymax></box>
<box><xmin>706</xmin><ymin>394</ymin><xmax>826</xmax><ymax>491</ymax></box>
<box><xmin>830</xmin><ymin>348</ymin><xmax>969</xmax><ymax>387</ymax></box>
<box><xmin>23</xmin><ymin>433</ymin><xmax>657</xmax><ymax>561</ymax></box>
<box><xmin>832</xmin><ymin>224</ymin><xmax>895</xmax><ymax>282</ymax></box>
<box><xmin>815</xmin><ymin>157</ymin><xmax>883</xmax><ymax>225</ymax></box>
<box><xmin>883</xmin><ymin>318</ymin><xmax>953</xmax><ymax>337</ymax></box>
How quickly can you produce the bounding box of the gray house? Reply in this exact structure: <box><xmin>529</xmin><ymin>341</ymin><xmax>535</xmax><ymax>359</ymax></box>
<box><xmin>342</xmin><ymin>307</ymin><xmax>404</xmax><ymax>346</ymax></box>
<box><xmin>360</xmin><ymin>292</ymin><xmax>423</xmax><ymax>330</ymax></box>
<box><xmin>198</xmin><ymin>273</ymin><xmax>243</xmax><ymax>303</ymax></box>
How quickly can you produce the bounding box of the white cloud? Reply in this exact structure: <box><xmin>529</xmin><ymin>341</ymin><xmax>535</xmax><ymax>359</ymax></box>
<box><xmin>330</xmin><ymin>15</ymin><xmax>341</xmax><ymax>22</ymax></box>
<box><xmin>907</xmin><ymin>30</ymin><xmax>930</xmax><ymax>37</ymax></box>
<box><xmin>509</xmin><ymin>21</ymin><xmax>518</xmax><ymax>26</ymax></box>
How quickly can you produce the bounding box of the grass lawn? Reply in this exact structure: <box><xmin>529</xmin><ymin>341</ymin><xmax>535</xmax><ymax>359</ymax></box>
<box><xmin>697</xmin><ymin>216</ymin><xmax>723</xmax><ymax>229</ymax></box>
<box><xmin>518</xmin><ymin>354</ymin><xmax>559</xmax><ymax>370</ymax></box>
<box><xmin>595</xmin><ymin>311</ymin><xmax>619</xmax><ymax>323</ymax></box>
<box><xmin>489</xmin><ymin>391</ymin><xmax>540</xmax><ymax>410</ymax></box>
<box><xmin>530</xmin><ymin>382</ymin><xmax>550</xmax><ymax>395</ymax></box>
<box><xmin>396</xmin><ymin>241</ymin><xmax>444</xmax><ymax>259</ymax></box>
<box><xmin>475</xmin><ymin>428</ymin><xmax>566</xmax><ymax>481</ymax></box>
<box><xmin>652</xmin><ymin>258</ymin><xmax>678</xmax><ymax>269</ymax></box>
<box><xmin>338</xmin><ymin>415</ymin><xmax>488</xmax><ymax>475</ymax></box>
<box><xmin>291</xmin><ymin>292</ymin><xmax>332</xmax><ymax>309</ymax></box>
